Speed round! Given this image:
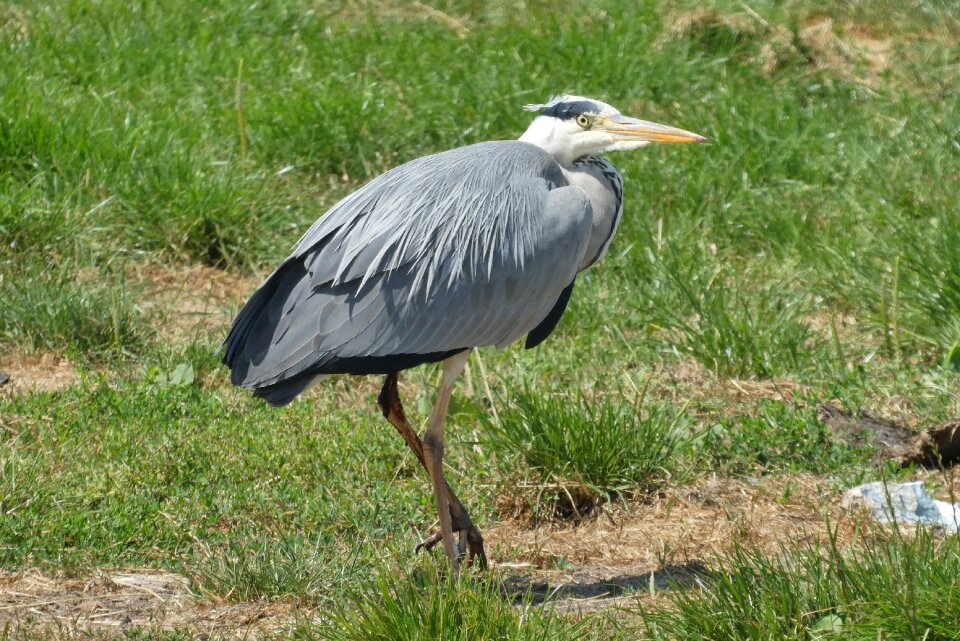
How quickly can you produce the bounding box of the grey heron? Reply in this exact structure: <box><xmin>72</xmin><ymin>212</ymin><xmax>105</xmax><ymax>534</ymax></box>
<box><xmin>222</xmin><ymin>95</ymin><xmax>705</xmax><ymax>573</ymax></box>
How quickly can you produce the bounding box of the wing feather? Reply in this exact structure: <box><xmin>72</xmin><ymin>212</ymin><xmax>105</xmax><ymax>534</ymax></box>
<box><xmin>223</xmin><ymin>141</ymin><xmax>593</xmax><ymax>398</ymax></box>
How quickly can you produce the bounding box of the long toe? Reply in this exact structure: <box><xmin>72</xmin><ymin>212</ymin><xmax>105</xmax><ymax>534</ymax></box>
<box><xmin>416</xmin><ymin>524</ymin><xmax>486</xmax><ymax>568</ymax></box>
<box><xmin>415</xmin><ymin>531</ymin><xmax>444</xmax><ymax>554</ymax></box>
<box><xmin>448</xmin><ymin>501</ymin><xmax>487</xmax><ymax>569</ymax></box>
<box><xmin>465</xmin><ymin>523</ymin><xmax>487</xmax><ymax>569</ymax></box>
<box><xmin>414</xmin><ymin>488</ymin><xmax>487</xmax><ymax>568</ymax></box>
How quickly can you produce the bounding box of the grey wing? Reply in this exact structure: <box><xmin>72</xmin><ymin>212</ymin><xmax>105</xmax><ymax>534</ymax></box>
<box><xmin>329</xmin><ymin>183</ymin><xmax>593</xmax><ymax>356</ymax></box>
<box><xmin>223</xmin><ymin>142</ymin><xmax>592</xmax><ymax>405</ymax></box>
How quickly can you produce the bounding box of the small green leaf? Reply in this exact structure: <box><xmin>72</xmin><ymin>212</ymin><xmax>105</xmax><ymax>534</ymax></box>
<box><xmin>811</xmin><ymin>613</ymin><xmax>843</xmax><ymax>635</ymax></box>
<box><xmin>946</xmin><ymin>341</ymin><xmax>960</xmax><ymax>371</ymax></box>
<box><xmin>169</xmin><ymin>363</ymin><xmax>195</xmax><ymax>387</ymax></box>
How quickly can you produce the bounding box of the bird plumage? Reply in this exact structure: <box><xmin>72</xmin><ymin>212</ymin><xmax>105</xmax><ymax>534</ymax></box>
<box><xmin>223</xmin><ymin>141</ymin><xmax>599</xmax><ymax>406</ymax></box>
<box><xmin>565</xmin><ymin>155</ymin><xmax>624</xmax><ymax>270</ymax></box>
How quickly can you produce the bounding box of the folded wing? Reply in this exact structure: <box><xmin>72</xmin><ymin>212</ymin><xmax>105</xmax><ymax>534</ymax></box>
<box><xmin>223</xmin><ymin>141</ymin><xmax>593</xmax><ymax>405</ymax></box>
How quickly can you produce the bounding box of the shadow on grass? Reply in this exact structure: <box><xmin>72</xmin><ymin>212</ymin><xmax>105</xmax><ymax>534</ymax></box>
<box><xmin>501</xmin><ymin>560</ymin><xmax>709</xmax><ymax>605</ymax></box>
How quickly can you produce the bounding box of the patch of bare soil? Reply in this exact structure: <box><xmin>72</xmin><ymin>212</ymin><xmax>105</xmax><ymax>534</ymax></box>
<box><xmin>4</xmin><ymin>472</ymin><xmax>957</xmax><ymax>634</ymax></box>
<box><xmin>0</xmin><ymin>353</ymin><xmax>80</xmax><ymax>394</ymax></box>
<box><xmin>327</xmin><ymin>0</ymin><xmax>471</xmax><ymax>37</ymax></box>
<box><xmin>132</xmin><ymin>264</ymin><xmax>260</xmax><ymax>343</ymax></box>
<box><xmin>644</xmin><ymin>358</ymin><xmax>806</xmax><ymax>415</ymax></box>
<box><xmin>664</xmin><ymin>10</ymin><xmax>893</xmax><ymax>86</ymax></box>
<box><xmin>488</xmin><ymin>474</ymin><xmax>859</xmax><ymax>613</ymax></box>
<box><xmin>495</xmin><ymin>468</ymin><xmax>960</xmax><ymax>614</ymax></box>
<box><xmin>0</xmin><ymin>475</ymin><xmax>842</xmax><ymax>634</ymax></box>
<box><xmin>0</xmin><ymin>570</ymin><xmax>297</xmax><ymax>639</ymax></box>
<box><xmin>790</xmin><ymin>16</ymin><xmax>892</xmax><ymax>81</ymax></box>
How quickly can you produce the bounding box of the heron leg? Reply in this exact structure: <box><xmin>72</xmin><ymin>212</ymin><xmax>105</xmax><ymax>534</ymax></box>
<box><xmin>377</xmin><ymin>369</ymin><xmax>487</xmax><ymax>569</ymax></box>
<box><xmin>419</xmin><ymin>351</ymin><xmax>471</xmax><ymax>573</ymax></box>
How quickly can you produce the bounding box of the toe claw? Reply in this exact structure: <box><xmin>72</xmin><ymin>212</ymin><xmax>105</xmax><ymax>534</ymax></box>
<box><xmin>416</xmin><ymin>507</ymin><xmax>487</xmax><ymax>569</ymax></box>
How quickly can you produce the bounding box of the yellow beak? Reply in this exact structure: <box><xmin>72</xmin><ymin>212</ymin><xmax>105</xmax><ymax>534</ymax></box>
<box><xmin>599</xmin><ymin>114</ymin><xmax>707</xmax><ymax>144</ymax></box>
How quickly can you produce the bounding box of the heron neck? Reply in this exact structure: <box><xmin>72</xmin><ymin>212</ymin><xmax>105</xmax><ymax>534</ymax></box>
<box><xmin>562</xmin><ymin>157</ymin><xmax>624</xmax><ymax>271</ymax></box>
<box><xmin>518</xmin><ymin>116</ymin><xmax>579</xmax><ymax>165</ymax></box>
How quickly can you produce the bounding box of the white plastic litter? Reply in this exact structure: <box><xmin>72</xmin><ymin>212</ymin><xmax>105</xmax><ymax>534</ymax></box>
<box><xmin>842</xmin><ymin>481</ymin><xmax>960</xmax><ymax>532</ymax></box>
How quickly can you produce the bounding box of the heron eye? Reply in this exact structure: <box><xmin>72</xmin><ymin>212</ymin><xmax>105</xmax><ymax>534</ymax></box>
<box><xmin>575</xmin><ymin>114</ymin><xmax>591</xmax><ymax>128</ymax></box>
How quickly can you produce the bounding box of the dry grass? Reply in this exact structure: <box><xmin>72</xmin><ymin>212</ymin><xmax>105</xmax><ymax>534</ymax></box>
<box><xmin>0</xmin><ymin>353</ymin><xmax>81</xmax><ymax>394</ymax></box>
<box><xmin>663</xmin><ymin>9</ymin><xmax>894</xmax><ymax>85</ymax></box>
<box><xmin>491</xmin><ymin>469</ymin><xmax>960</xmax><ymax>615</ymax></box>
<box><xmin>132</xmin><ymin>263</ymin><xmax>260</xmax><ymax>343</ymax></box>
<box><xmin>1</xmin><ymin>469</ymin><xmax>955</xmax><ymax>635</ymax></box>
<box><xmin>489</xmin><ymin>473</ymin><xmax>858</xmax><ymax>584</ymax></box>
<box><xmin>0</xmin><ymin>569</ymin><xmax>298</xmax><ymax>639</ymax></box>
<box><xmin>642</xmin><ymin>358</ymin><xmax>807</xmax><ymax>416</ymax></box>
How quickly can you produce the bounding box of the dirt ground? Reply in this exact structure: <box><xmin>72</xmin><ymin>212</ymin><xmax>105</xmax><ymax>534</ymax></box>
<box><xmin>488</xmin><ymin>472</ymin><xmax>865</xmax><ymax>615</ymax></box>
<box><xmin>0</xmin><ymin>472</ymin><xmax>900</xmax><ymax>638</ymax></box>
<box><xmin>0</xmin><ymin>569</ymin><xmax>296</xmax><ymax>639</ymax></box>
<box><xmin>0</xmin><ymin>353</ymin><xmax>81</xmax><ymax>395</ymax></box>
<box><xmin>132</xmin><ymin>263</ymin><xmax>259</xmax><ymax>343</ymax></box>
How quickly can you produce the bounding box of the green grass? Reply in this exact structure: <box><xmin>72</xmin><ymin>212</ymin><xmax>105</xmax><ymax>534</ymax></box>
<box><xmin>640</xmin><ymin>249</ymin><xmax>822</xmax><ymax>378</ymax></box>
<box><xmin>1</xmin><ymin>0</ymin><xmax>960</xmax><ymax>637</ymax></box>
<box><xmin>0</xmin><ymin>261</ymin><xmax>146</xmax><ymax>357</ymax></box>
<box><xmin>192</xmin><ymin>533</ymin><xmax>363</xmax><ymax>603</ymax></box>
<box><xmin>697</xmin><ymin>399</ymin><xmax>870</xmax><ymax>476</ymax></box>
<box><xmin>482</xmin><ymin>388</ymin><xmax>690</xmax><ymax>517</ymax></box>
<box><xmin>301</xmin><ymin>561</ymin><xmax>598</xmax><ymax>641</ymax></box>
<box><xmin>835</xmin><ymin>209</ymin><xmax>960</xmax><ymax>362</ymax></box>
<box><xmin>635</xmin><ymin>525</ymin><xmax>960</xmax><ymax>640</ymax></box>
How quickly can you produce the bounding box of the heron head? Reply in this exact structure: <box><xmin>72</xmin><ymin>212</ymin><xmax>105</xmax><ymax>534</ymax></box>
<box><xmin>519</xmin><ymin>95</ymin><xmax>706</xmax><ymax>165</ymax></box>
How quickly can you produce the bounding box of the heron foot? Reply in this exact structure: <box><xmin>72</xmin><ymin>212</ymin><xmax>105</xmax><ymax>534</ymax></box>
<box><xmin>416</xmin><ymin>516</ymin><xmax>487</xmax><ymax>569</ymax></box>
<box><xmin>378</xmin><ymin>371</ymin><xmax>488</xmax><ymax>570</ymax></box>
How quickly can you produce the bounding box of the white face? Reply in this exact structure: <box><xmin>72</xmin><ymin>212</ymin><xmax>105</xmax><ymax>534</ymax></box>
<box><xmin>518</xmin><ymin>95</ymin><xmax>706</xmax><ymax>165</ymax></box>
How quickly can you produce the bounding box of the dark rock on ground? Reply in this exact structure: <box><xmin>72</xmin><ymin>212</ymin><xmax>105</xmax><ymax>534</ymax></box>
<box><xmin>818</xmin><ymin>403</ymin><xmax>960</xmax><ymax>467</ymax></box>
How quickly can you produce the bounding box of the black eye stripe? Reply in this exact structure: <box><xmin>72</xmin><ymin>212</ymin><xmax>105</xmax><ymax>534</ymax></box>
<box><xmin>541</xmin><ymin>100</ymin><xmax>601</xmax><ymax>120</ymax></box>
